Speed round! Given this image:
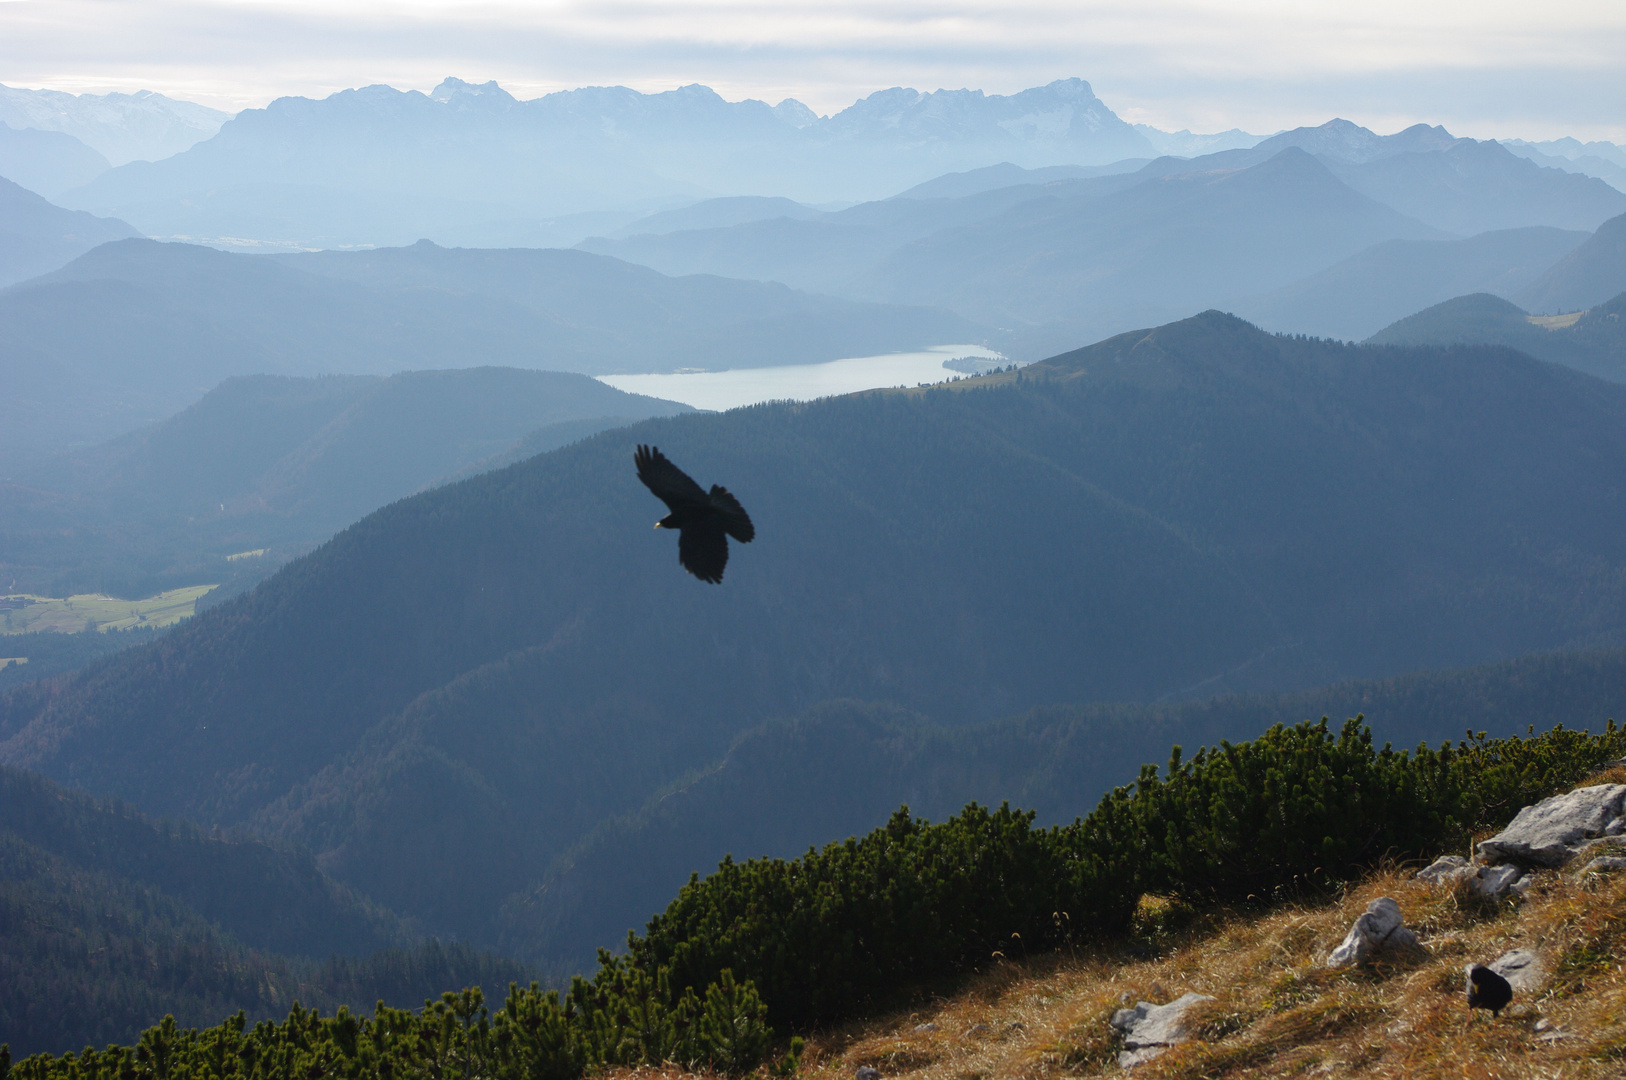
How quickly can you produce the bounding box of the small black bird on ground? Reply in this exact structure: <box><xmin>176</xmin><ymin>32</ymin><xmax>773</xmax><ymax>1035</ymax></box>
<box><xmin>635</xmin><ymin>444</ymin><xmax>755</xmax><ymax>583</ymax></box>
<box><xmin>1466</xmin><ymin>964</ymin><xmax>1513</xmax><ymax>1017</ymax></box>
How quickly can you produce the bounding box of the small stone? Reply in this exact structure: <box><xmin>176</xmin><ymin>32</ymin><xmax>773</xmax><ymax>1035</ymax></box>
<box><xmin>855</xmin><ymin>1067</ymin><xmax>882</xmax><ymax>1080</ymax></box>
<box><xmin>966</xmin><ymin>1023</ymin><xmax>990</xmax><ymax>1036</ymax></box>
<box><xmin>1534</xmin><ymin>1018</ymin><xmax>1552</xmax><ymax>1032</ymax></box>
<box><xmin>1110</xmin><ymin>992</ymin><xmax>1214</xmax><ymax>1069</ymax></box>
<box><xmin>1470</xmin><ymin>864</ymin><xmax>1525</xmax><ymax>899</ymax></box>
<box><xmin>912</xmin><ymin>1023</ymin><xmax>938</xmax><ymax>1033</ymax></box>
<box><xmin>1326</xmin><ymin>897</ymin><xmax>1422</xmax><ymax>967</ymax></box>
<box><xmin>1581</xmin><ymin>855</ymin><xmax>1626</xmax><ymax>876</ymax></box>
<box><xmin>1416</xmin><ymin>855</ymin><xmax>1473</xmax><ymax>883</ymax></box>
<box><xmin>1490</xmin><ymin>948</ymin><xmax>1548</xmax><ymax>993</ymax></box>
<box><xmin>1006</xmin><ymin>1021</ymin><xmax>1026</xmax><ymax>1032</ymax></box>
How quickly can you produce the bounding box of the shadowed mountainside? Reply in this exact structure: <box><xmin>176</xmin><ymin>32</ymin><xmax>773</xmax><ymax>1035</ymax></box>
<box><xmin>1516</xmin><ymin>210</ymin><xmax>1626</xmax><ymax>313</ymax></box>
<box><xmin>1234</xmin><ymin>226</ymin><xmax>1587</xmax><ymax>340</ymax></box>
<box><xmin>1</xmin><ymin>367</ymin><xmax>690</xmax><ymax>597</ymax></box>
<box><xmin>0</xmin><ymin>174</ymin><xmax>136</xmax><ymax>289</ymax></box>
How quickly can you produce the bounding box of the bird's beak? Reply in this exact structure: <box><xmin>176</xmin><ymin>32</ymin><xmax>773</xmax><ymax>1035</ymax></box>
<box><xmin>653</xmin><ymin>521</ymin><xmax>663</xmax><ymax>529</ymax></box>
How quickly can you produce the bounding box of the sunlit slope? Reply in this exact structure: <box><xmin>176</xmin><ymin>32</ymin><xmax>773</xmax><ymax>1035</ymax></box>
<box><xmin>6</xmin><ymin>311</ymin><xmax>1626</xmax><ymax>946</ymax></box>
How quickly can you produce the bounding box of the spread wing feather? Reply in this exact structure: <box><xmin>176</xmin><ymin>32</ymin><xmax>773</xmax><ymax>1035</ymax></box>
<box><xmin>635</xmin><ymin>444</ymin><xmax>708</xmax><ymax>510</ymax></box>
<box><xmin>709</xmin><ymin>485</ymin><xmax>755</xmax><ymax>543</ymax></box>
<box><xmin>677</xmin><ymin>522</ymin><xmax>729</xmax><ymax>583</ymax></box>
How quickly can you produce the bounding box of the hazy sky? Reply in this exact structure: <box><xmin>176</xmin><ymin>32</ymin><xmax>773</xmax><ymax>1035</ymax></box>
<box><xmin>2</xmin><ymin>0</ymin><xmax>1622</xmax><ymax>139</ymax></box>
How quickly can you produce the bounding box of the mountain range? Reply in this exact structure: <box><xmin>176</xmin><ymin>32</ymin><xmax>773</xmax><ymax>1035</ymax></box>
<box><xmin>0</xmin><ymin>83</ymin><xmax>231</xmax><ymax>165</ymax></box>
<box><xmin>52</xmin><ymin>78</ymin><xmax>1154</xmax><ymax>249</ymax></box>
<box><xmin>0</xmin><ymin>237</ymin><xmax>980</xmax><ymax>462</ymax></box>
<box><xmin>7</xmin><ymin>311</ymin><xmax>1626</xmax><ymax>961</ymax></box>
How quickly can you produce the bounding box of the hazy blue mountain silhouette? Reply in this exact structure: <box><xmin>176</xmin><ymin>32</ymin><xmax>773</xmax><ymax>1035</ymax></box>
<box><xmin>1235</xmin><ymin>226</ymin><xmax>1587</xmax><ymax>340</ymax></box>
<box><xmin>1516</xmin><ymin>211</ymin><xmax>1626</xmax><ymax>313</ymax></box>
<box><xmin>9</xmin><ymin>312</ymin><xmax>1626</xmax><ymax>948</ymax></box>
<box><xmin>1140</xmin><ymin>119</ymin><xmax>1626</xmax><ymax>234</ymax></box>
<box><xmin>1</xmin><ymin>237</ymin><xmax>981</xmax><ymax>461</ymax></box>
<box><xmin>582</xmin><ymin>148</ymin><xmax>1436</xmax><ymax>353</ymax></box>
<box><xmin>57</xmin><ymin>78</ymin><xmax>1154</xmax><ymax>248</ymax></box>
<box><xmin>0</xmin><ymin>175</ymin><xmax>136</xmax><ymax>288</ymax></box>
<box><xmin>0</xmin><ymin>121</ymin><xmax>109</xmax><ymax>199</ymax></box>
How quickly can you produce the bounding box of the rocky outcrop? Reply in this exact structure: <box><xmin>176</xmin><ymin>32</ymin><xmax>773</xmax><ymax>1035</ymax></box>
<box><xmin>1111</xmin><ymin>992</ymin><xmax>1215</xmax><ymax>1068</ymax></box>
<box><xmin>1476</xmin><ymin>784</ymin><xmax>1626</xmax><ymax>868</ymax></box>
<box><xmin>1326</xmin><ymin>897</ymin><xmax>1422</xmax><ymax>967</ymax></box>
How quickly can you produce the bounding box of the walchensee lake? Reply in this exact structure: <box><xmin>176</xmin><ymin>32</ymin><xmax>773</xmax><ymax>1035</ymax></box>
<box><xmin>598</xmin><ymin>345</ymin><xmax>1011</xmax><ymax>412</ymax></box>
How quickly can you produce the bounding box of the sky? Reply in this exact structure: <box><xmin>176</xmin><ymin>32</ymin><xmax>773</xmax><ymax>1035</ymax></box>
<box><xmin>1</xmin><ymin>0</ymin><xmax>1623</xmax><ymax>140</ymax></box>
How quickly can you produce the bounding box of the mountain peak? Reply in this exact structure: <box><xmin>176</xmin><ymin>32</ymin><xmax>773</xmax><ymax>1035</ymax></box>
<box><xmin>430</xmin><ymin>78</ymin><xmax>517</xmax><ymax>106</ymax></box>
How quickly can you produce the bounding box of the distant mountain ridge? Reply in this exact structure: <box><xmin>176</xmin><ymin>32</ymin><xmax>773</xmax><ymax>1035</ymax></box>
<box><xmin>54</xmin><ymin>77</ymin><xmax>1153</xmax><ymax>247</ymax></box>
<box><xmin>0</xmin><ymin>83</ymin><xmax>231</xmax><ymax>165</ymax></box>
<box><xmin>0</xmin><ymin>120</ymin><xmax>110</xmax><ymax>199</ymax></box>
<box><xmin>1235</xmin><ymin>226</ymin><xmax>1588</xmax><ymax>340</ymax></box>
<box><xmin>0</xmin><ymin>237</ymin><xmax>981</xmax><ymax>461</ymax></box>
<box><xmin>0</xmin><ymin>174</ymin><xmax>138</xmax><ymax>289</ymax></box>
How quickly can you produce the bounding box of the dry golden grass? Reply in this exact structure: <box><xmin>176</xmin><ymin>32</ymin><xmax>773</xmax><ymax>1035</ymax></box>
<box><xmin>775</xmin><ymin>866</ymin><xmax>1626</xmax><ymax>1080</ymax></box>
<box><xmin>605</xmin><ymin>778</ymin><xmax>1626</xmax><ymax>1080</ymax></box>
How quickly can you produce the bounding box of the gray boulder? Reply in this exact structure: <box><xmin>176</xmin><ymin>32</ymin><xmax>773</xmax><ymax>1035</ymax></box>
<box><xmin>1416</xmin><ymin>855</ymin><xmax>1472</xmax><ymax>883</ymax></box>
<box><xmin>1326</xmin><ymin>897</ymin><xmax>1422</xmax><ymax>967</ymax></box>
<box><xmin>1477</xmin><ymin>784</ymin><xmax>1626</xmax><ymax>868</ymax></box>
<box><xmin>1110</xmin><ymin>992</ymin><xmax>1214</xmax><ymax>1068</ymax></box>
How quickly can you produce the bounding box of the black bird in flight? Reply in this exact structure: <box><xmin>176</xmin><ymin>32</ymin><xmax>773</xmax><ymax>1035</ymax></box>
<box><xmin>635</xmin><ymin>445</ymin><xmax>755</xmax><ymax>583</ymax></box>
<box><xmin>1466</xmin><ymin>964</ymin><xmax>1512</xmax><ymax>1017</ymax></box>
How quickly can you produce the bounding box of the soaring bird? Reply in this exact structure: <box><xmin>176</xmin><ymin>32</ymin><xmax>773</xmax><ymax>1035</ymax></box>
<box><xmin>635</xmin><ymin>445</ymin><xmax>755</xmax><ymax>583</ymax></box>
<box><xmin>1466</xmin><ymin>964</ymin><xmax>1513</xmax><ymax>1017</ymax></box>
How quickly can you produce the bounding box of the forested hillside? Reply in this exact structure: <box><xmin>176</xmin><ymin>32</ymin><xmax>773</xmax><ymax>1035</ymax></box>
<box><xmin>1367</xmin><ymin>290</ymin><xmax>1626</xmax><ymax>381</ymax></box>
<box><xmin>518</xmin><ymin>644</ymin><xmax>1626</xmax><ymax>967</ymax></box>
<box><xmin>0</xmin><ymin>764</ymin><xmax>531</xmax><ymax>1058</ymax></box>
<box><xmin>7</xmin><ymin>311</ymin><xmax>1626</xmax><ymax>962</ymax></box>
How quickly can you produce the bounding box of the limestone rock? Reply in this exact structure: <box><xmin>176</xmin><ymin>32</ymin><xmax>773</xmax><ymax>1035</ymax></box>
<box><xmin>855</xmin><ymin>1067</ymin><xmax>881</xmax><ymax>1080</ymax></box>
<box><xmin>1416</xmin><ymin>855</ymin><xmax>1472</xmax><ymax>883</ymax></box>
<box><xmin>1326</xmin><ymin>897</ymin><xmax>1422</xmax><ymax>967</ymax></box>
<box><xmin>1490</xmin><ymin>948</ymin><xmax>1548</xmax><ymax>993</ymax></box>
<box><xmin>1476</xmin><ymin>784</ymin><xmax>1626</xmax><ymax>868</ymax></box>
<box><xmin>1581</xmin><ymin>855</ymin><xmax>1626</xmax><ymax>876</ymax></box>
<box><xmin>1110</xmin><ymin>992</ymin><xmax>1214</xmax><ymax>1069</ymax></box>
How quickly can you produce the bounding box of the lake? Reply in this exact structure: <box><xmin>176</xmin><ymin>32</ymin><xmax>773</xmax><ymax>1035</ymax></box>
<box><xmin>597</xmin><ymin>345</ymin><xmax>1010</xmax><ymax>412</ymax></box>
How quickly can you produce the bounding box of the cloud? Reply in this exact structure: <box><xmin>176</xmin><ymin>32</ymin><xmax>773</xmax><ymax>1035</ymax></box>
<box><xmin>0</xmin><ymin>0</ymin><xmax>1621</xmax><ymax>139</ymax></box>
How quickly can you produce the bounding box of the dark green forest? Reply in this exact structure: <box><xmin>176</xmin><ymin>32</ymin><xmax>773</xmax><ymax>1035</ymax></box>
<box><xmin>518</xmin><ymin>643</ymin><xmax>1626</xmax><ymax>968</ymax></box>
<box><xmin>9</xmin><ymin>718</ymin><xmax>1623</xmax><ymax>1075</ymax></box>
<box><xmin>8</xmin><ymin>311</ymin><xmax>1626</xmax><ymax>969</ymax></box>
<box><xmin>0</xmin><ymin>763</ymin><xmax>533</xmax><ymax>1058</ymax></box>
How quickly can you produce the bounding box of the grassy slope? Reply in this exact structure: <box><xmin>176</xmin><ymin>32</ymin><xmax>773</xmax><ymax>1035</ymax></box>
<box><xmin>782</xmin><ymin>774</ymin><xmax>1626</xmax><ymax>1080</ymax></box>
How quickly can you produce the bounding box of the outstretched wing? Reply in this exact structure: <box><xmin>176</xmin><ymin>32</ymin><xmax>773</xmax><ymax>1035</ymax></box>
<box><xmin>677</xmin><ymin>522</ymin><xmax>729</xmax><ymax>583</ymax></box>
<box><xmin>635</xmin><ymin>444</ymin><xmax>708</xmax><ymax>511</ymax></box>
<box><xmin>709</xmin><ymin>485</ymin><xmax>755</xmax><ymax>543</ymax></box>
